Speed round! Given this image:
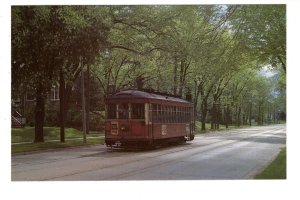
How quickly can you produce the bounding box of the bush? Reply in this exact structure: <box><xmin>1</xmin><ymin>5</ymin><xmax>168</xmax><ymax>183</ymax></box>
<box><xmin>89</xmin><ymin>111</ymin><xmax>105</xmax><ymax>131</ymax></box>
<box><xmin>24</xmin><ymin>105</ymin><xmax>35</xmax><ymax>126</ymax></box>
<box><xmin>67</xmin><ymin>108</ymin><xmax>105</xmax><ymax>131</ymax></box>
<box><xmin>23</xmin><ymin>101</ymin><xmax>60</xmax><ymax>127</ymax></box>
<box><xmin>44</xmin><ymin>102</ymin><xmax>60</xmax><ymax>126</ymax></box>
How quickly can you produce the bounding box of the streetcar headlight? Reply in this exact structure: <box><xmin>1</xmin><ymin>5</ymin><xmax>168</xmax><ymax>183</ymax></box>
<box><xmin>120</xmin><ymin>125</ymin><xmax>126</xmax><ymax>131</ymax></box>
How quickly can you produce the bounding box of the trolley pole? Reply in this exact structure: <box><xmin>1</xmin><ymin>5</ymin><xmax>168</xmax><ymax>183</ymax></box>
<box><xmin>81</xmin><ymin>57</ymin><xmax>87</xmax><ymax>143</ymax></box>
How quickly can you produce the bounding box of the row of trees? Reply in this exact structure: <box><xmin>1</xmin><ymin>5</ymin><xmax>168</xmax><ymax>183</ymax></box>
<box><xmin>11</xmin><ymin>5</ymin><xmax>286</xmax><ymax>143</ymax></box>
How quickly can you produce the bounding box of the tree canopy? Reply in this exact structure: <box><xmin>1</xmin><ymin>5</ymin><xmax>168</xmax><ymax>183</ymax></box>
<box><xmin>11</xmin><ymin>5</ymin><xmax>286</xmax><ymax>139</ymax></box>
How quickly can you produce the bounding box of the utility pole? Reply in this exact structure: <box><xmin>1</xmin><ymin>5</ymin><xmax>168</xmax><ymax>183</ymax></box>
<box><xmin>59</xmin><ymin>69</ymin><xmax>65</xmax><ymax>143</ymax></box>
<box><xmin>81</xmin><ymin>56</ymin><xmax>87</xmax><ymax>143</ymax></box>
<box><xmin>86</xmin><ymin>64</ymin><xmax>90</xmax><ymax>135</ymax></box>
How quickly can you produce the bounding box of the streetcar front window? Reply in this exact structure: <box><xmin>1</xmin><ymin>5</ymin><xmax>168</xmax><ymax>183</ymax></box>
<box><xmin>118</xmin><ymin>104</ymin><xmax>129</xmax><ymax>119</ymax></box>
<box><xmin>131</xmin><ymin>103</ymin><xmax>144</xmax><ymax>119</ymax></box>
<box><xmin>107</xmin><ymin>104</ymin><xmax>117</xmax><ymax>119</ymax></box>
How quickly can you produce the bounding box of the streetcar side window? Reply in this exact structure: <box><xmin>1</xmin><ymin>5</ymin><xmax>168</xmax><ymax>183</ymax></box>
<box><xmin>164</xmin><ymin>105</ymin><xmax>168</xmax><ymax>123</ymax></box>
<box><xmin>157</xmin><ymin>104</ymin><xmax>162</xmax><ymax>122</ymax></box>
<box><xmin>172</xmin><ymin>106</ymin><xmax>176</xmax><ymax>123</ymax></box>
<box><xmin>167</xmin><ymin>105</ymin><xmax>171</xmax><ymax>123</ymax></box>
<box><xmin>175</xmin><ymin>106</ymin><xmax>178</xmax><ymax>123</ymax></box>
<box><xmin>181</xmin><ymin>107</ymin><xmax>185</xmax><ymax>123</ymax></box>
<box><xmin>178</xmin><ymin>107</ymin><xmax>182</xmax><ymax>123</ymax></box>
<box><xmin>152</xmin><ymin>104</ymin><xmax>158</xmax><ymax>122</ymax></box>
<box><xmin>167</xmin><ymin>105</ymin><xmax>172</xmax><ymax>123</ymax></box>
<box><xmin>181</xmin><ymin>107</ymin><xmax>183</xmax><ymax>122</ymax></box>
<box><xmin>131</xmin><ymin>103</ymin><xmax>145</xmax><ymax>119</ymax></box>
<box><xmin>184</xmin><ymin>107</ymin><xmax>187</xmax><ymax>123</ymax></box>
<box><xmin>184</xmin><ymin>107</ymin><xmax>188</xmax><ymax>123</ymax></box>
<box><xmin>162</xmin><ymin>105</ymin><xmax>166</xmax><ymax>123</ymax></box>
<box><xmin>161</xmin><ymin>105</ymin><xmax>165</xmax><ymax>123</ymax></box>
<box><xmin>185</xmin><ymin>107</ymin><xmax>188</xmax><ymax>122</ymax></box>
<box><xmin>118</xmin><ymin>104</ymin><xmax>129</xmax><ymax>119</ymax></box>
<box><xmin>149</xmin><ymin>104</ymin><xmax>192</xmax><ymax>123</ymax></box>
<box><xmin>107</xmin><ymin>104</ymin><xmax>117</xmax><ymax>119</ymax></box>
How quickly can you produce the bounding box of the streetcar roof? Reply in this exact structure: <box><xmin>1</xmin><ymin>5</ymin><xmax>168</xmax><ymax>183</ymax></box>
<box><xmin>106</xmin><ymin>89</ymin><xmax>192</xmax><ymax>104</ymax></box>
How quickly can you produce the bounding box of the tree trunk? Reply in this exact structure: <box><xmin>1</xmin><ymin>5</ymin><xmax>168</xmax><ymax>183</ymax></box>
<box><xmin>193</xmin><ymin>81</ymin><xmax>200</xmax><ymax>129</ymax></box>
<box><xmin>261</xmin><ymin>102</ymin><xmax>264</xmax><ymax>125</ymax></box>
<box><xmin>193</xmin><ymin>80</ymin><xmax>203</xmax><ymax>127</ymax></box>
<box><xmin>34</xmin><ymin>84</ymin><xmax>45</xmax><ymax>143</ymax></box>
<box><xmin>237</xmin><ymin>106</ymin><xmax>241</xmax><ymax>127</ymax></box>
<box><xmin>201</xmin><ymin>99</ymin><xmax>208</xmax><ymax>131</ymax></box>
<box><xmin>173</xmin><ymin>56</ymin><xmax>178</xmax><ymax>95</ymax></box>
<box><xmin>273</xmin><ymin>106</ymin><xmax>276</xmax><ymax>123</ymax></box>
<box><xmin>86</xmin><ymin>64</ymin><xmax>90</xmax><ymax>134</ymax></box>
<box><xmin>225</xmin><ymin>105</ymin><xmax>230</xmax><ymax>128</ymax></box>
<box><xmin>258</xmin><ymin>103</ymin><xmax>261</xmax><ymax>125</ymax></box>
<box><xmin>81</xmin><ymin>65</ymin><xmax>87</xmax><ymax>143</ymax></box>
<box><xmin>210</xmin><ymin>103</ymin><xmax>215</xmax><ymax>130</ymax></box>
<box><xmin>216</xmin><ymin>103</ymin><xmax>220</xmax><ymax>129</ymax></box>
<box><xmin>178</xmin><ymin>59</ymin><xmax>185</xmax><ymax>97</ymax></box>
<box><xmin>64</xmin><ymin>84</ymin><xmax>72</xmax><ymax>124</ymax></box>
<box><xmin>249</xmin><ymin>102</ymin><xmax>252</xmax><ymax>126</ymax></box>
<box><xmin>59</xmin><ymin>70</ymin><xmax>65</xmax><ymax>143</ymax></box>
<box><xmin>234</xmin><ymin>104</ymin><xmax>238</xmax><ymax>126</ymax></box>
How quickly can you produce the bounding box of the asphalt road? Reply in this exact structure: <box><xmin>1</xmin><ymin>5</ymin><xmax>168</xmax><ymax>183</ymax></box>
<box><xmin>11</xmin><ymin>124</ymin><xmax>286</xmax><ymax>181</ymax></box>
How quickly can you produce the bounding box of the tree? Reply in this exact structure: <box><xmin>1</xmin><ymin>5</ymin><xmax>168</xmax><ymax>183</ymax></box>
<box><xmin>54</xmin><ymin>6</ymin><xmax>110</xmax><ymax>140</ymax></box>
<box><xmin>230</xmin><ymin>5</ymin><xmax>286</xmax><ymax>72</ymax></box>
<box><xmin>12</xmin><ymin>7</ymin><xmax>58</xmax><ymax>142</ymax></box>
<box><xmin>12</xmin><ymin>6</ymin><xmax>110</xmax><ymax>142</ymax></box>
<box><xmin>12</xmin><ymin>5</ymin><xmax>285</xmax><ymax>138</ymax></box>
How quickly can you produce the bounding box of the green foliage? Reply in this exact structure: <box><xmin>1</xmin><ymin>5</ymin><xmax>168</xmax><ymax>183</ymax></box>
<box><xmin>67</xmin><ymin>108</ymin><xmax>105</xmax><ymax>131</ymax></box>
<box><xmin>44</xmin><ymin>103</ymin><xmax>60</xmax><ymax>126</ymax></box>
<box><xmin>231</xmin><ymin>5</ymin><xmax>286</xmax><ymax>72</ymax></box>
<box><xmin>12</xmin><ymin>6</ymin><xmax>111</xmax><ymax>141</ymax></box>
<box><xmin>12</xmin><ymin>5</ymin><xmax>286</xmax><ymax>133</ymax></box>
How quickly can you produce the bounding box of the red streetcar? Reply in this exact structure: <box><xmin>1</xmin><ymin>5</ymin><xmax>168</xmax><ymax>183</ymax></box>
<box><xmin>104</xmin><ymin>89</ymin><xmax>194</xmax><ymax>148</ymax></box>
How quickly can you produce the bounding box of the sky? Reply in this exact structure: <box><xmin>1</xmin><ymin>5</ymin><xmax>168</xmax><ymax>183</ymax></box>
<box><xmin>260</xmin><ymin>65</ymin><xmax>277</xmax><ymax>78</ymax></box>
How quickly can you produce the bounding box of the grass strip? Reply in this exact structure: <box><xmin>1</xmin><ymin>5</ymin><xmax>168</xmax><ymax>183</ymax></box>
<box><xmin>11</xmin><ymin>126</ymin><xmax>102</xmax><ymax>143</ymax></box>
<box><xmin>255</xmin><ymin>147</ymin><xmax>286</xmax><ymax>179</ymax></box>
<box><xmin>12</xmin><ymin>137</ymin><xmax>105</xmax><ymax>155</ymax></box>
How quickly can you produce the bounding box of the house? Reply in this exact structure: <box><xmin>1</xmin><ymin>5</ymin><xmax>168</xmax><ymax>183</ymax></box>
<box><xmin>11</xmin><ymin>85</ymin><xmax>60</xmax><ymax>128</ymax></box>
<box><xmin>12</xmin><ymin>74</ymin><xmax>106</xmax><ymax>130</ymax></box>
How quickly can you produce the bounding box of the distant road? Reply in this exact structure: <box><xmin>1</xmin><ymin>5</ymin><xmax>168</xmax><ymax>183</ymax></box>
<box><xmin>11</xmin><ymin>124</ymin><xmax>286</xmax><ymax>180</ymax></box>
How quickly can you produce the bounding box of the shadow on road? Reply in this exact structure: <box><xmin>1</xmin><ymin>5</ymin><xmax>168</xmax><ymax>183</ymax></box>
<box><xmin>79</xmin><ymin>142</ymin><xmax>192</xmax><ymax>158</ymax></box>
<box><xmin>223</xmin><ymin>134</ymin><xmax>286</xmax><ymax>145</ymax></box>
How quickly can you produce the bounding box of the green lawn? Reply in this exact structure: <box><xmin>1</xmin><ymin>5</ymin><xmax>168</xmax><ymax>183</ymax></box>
<box><xmin>255</xmin><ymin>148</ymin><xmax>286</xmax><ymax>179</ymax></box>
<box><xmin>12</xmin><ymin>126</ymin><xmax>102</xmax><ymax>143</ymax></box>
<box><xmin>11</xmin><ymin>126</ymin><xmax>104</xmax><ymax>154</ymax></box>
<box><xmin>194</xmin><ymin>121</ymin><xmax>247</xmax><ymax>133</ymax></box>
<box><xmin>12</xmin><ymin>138</ymin><xmax>104</xmax><ymax>154</ymax></box>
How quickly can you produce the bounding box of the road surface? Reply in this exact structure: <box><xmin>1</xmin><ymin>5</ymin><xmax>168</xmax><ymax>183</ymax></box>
<box><xmin>11</xmin><ymin>124</ymin><xmax>286</xmax><ymax>180</ymax></box>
